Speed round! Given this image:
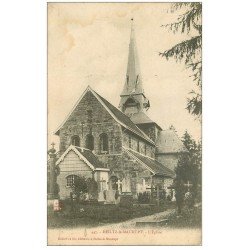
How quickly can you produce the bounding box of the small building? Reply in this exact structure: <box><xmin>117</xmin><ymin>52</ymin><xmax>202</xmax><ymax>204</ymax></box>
<box><xmin>56</xmin><ymin>145</ymin><xmax>109</xmax><ymax>200</ymax></box>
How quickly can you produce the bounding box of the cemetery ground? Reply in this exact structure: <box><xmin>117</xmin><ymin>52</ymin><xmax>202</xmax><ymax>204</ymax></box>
<box><xmin>47</xmin><ymin>201</ymin><xmax>176</xmax><ymax>229</ymax></box>
<box><xmin>48</xmin><ymin>201</ymin><xmax>201</xmax><ymax>229</ymax></box>
<box><xmin>166</xmin><ymin>203</ymin><xmax>202</xmax><ymax>229</ymax></box>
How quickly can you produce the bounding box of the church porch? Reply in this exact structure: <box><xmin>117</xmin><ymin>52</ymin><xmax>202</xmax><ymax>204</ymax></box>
<box><xmin>55</xmin><ymin>145</ymin><xmax>109</xmax><ymax>201</ymax></box>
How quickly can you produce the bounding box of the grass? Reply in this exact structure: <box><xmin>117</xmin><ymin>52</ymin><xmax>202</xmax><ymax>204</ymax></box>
<box><xmin>48</xmin><ymin>201</ymin><xmax>175</xmax><ymax>229</ymax></box>
<box><xmin>166</xmin><ymin>204</ymin><xmax>202</xmax><ymax>228</ymax></box>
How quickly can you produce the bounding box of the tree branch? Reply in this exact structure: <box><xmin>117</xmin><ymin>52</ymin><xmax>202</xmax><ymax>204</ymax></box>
<box><xmin>162</xmin><ymin>6</ymin><xmax>202</xmax><ymax>35</ymax></box>
<box><xmin>160</xmin><ymin>35</ymin><xmax>202</xmax><ymax>64</ymax></box>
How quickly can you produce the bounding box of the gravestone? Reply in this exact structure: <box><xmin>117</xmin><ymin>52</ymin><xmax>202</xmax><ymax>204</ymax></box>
<box><xmin>105</xmin><ymin>190</ymin><xmax>118</xmax><ymax>204</ymax></box>
<box><xmin>97</xmin><ymin>178</ymin><xmax>106</xmax><ymax>202</ymax></box>
<box><xmin>119</xmin><ymin>192</ymin><xmax>133</xmax><ymax>207</ymax></box>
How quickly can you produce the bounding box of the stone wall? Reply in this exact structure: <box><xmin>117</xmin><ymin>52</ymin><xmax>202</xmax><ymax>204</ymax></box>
<box><xmin>59</xmin><ymin>91</ymin><xmax>123</xmax><ymax>157</ymax></box>
<box><xmin>94</xmin><ymin>148</ymin><xmax>155</xmax><ymax>198</ymax></box>
<box><xmin>122</xmin><ymin>131</ymin><xmax>155</xmax><ymax>158</ymax></box>
<box><xmin>122</xmin><ymin>151</ymin><xmax>152</xmax><ymax>198</ymax></box>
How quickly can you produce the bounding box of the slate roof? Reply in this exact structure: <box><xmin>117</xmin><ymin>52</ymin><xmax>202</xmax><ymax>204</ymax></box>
<box><xmin>156</xmin><ymin>130</ymin><xmax>188</xmax><ymax>154</ymax></box>
<box><xmin>74</xmin><ymin>146</ymin><xmax>106</xmax><ymax>169</ymax></box>
<box><xmin>125</xmin><ymin>148</ymin><xmax>175</xmax><ymax>178</ymax></box>
<box><xmin>56</xmin><ymin>145</ymin><xmax>108</xmax><ymax>171</ymax></box>
<box><xmin>130</xmin><ymin>112</ymin><xmax>154</xmax><ymax>125</ymax></box>
<box><xmin>93</xmin><ymin>90</ymin><xmax>154</xmax><ymax>145</ymax></box>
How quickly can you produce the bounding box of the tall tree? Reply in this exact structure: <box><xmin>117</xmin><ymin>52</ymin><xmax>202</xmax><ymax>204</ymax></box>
<box><xmin>175</xmin><ymin>131</ymin><xmax>202</xmax><ymax>200</ymax></box>
<box><xmin>160</xmin><ymin>3</ymin><xmax>202</xmax><ymax>118</ymax></box>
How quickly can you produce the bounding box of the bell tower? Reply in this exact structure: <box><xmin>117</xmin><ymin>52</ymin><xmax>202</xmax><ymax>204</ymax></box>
<box><xmin>119</xmin><ymin>19</ymin><xmax>150</xmax><ymax>116</ymax></box>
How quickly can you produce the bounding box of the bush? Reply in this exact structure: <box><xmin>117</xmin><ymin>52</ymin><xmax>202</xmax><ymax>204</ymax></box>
<box><xmin>138</xmin><ymin>192</ymin><xmax>151</xmax><ymax>204</ymax></box>
<box><xmin>166</xmin><ymin>205</ymin><xmax>202</xmax><ymax>228</ymax></box>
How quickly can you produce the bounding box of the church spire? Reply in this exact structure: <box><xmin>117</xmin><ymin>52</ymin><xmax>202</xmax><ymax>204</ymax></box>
<box><xmin>119</xmin><ymin>19</ymin><xmax>150</xmax><ymax>116</ymax></box>
<box><xmin>121</xmin><ymin>18</ymin><xmax>143</xmax><ymax>96</ymax></box>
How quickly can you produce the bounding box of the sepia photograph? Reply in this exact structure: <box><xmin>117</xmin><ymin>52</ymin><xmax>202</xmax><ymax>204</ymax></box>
<box><xmin>47</xmin><ymin>2</ymin><xmax>202</xmax><ymax>245</ymax></box>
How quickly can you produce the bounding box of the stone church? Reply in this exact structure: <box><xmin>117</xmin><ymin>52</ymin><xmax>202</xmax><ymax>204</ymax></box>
<box><xmin>51</xmin><ymin>21</ymin><xmax>187</xmax><ymax>203</ymax></box>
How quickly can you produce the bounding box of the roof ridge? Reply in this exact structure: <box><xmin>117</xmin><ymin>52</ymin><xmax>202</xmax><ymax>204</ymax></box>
<box><xmin>92</xmin><ymin>89</ymin><xmax>155</xmax><ymax>145</ymax></box>
<box><xmin>74</xmin><ymin>145</ymin><xmax>91</xmax><ymax>152</ymax></box>
<box><xmin>123</xmin><ymin>146</ymin><xmax>175</xmax><ymax>177</ymax></box>
<box><xmin>125</xmin><ymin>147</ymin><xmax>174</xmax><ymax>171</ymax></box>
<box><xmin>130</xmin><ymin>112</ymin><xmax>163</xmax><ymax>130</ymax></box>
<box><xmin>56</xmin><ymin>145</ymin><xmax>109</xmax><ymax>171</ymax></box>
<box><xmin>123</xmin><ymin>146</ymin><xmax>155</xmax><ymax>160</ymax></box>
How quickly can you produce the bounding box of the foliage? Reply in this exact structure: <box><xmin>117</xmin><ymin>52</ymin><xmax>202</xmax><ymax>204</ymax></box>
<box><xmin>73</xmin><ymin>176</ymin><xmax>88</xmax><ymax>195</ymax></box>
<box><xmin>166</xmin><ymin>205</ymin><xmax>202</xmax><ymax>228</ymax></box>
<box><xmin>54</xmin><ymin>183</ymin><xmax>60</xmax><ymax>196</ymax></box>
<box><xmin>138</xmin><ymin>192</ymin><xmax>151</xmax><ymax>204</ymax></box>
<box><xmin>73</xmin><ymin>176</ymin><xmax>98</xmax><ymax>200</ymax></box>
<box><xmin>175</xmin><ymin>131</ymin><xmax>202</xmax><ymax>200</ymax></box>
<box><xmin>48</xmin><ymin>202</ymin><xmax>176</xmax><ymax>228</ymax></box>
<box><xmin>160</xmin><ymin>3</ymin><xmax>202</xmax><ymax>118</ymax></box>
<box><xmin>86</xmin><ymin>177</ymin><xmax>98</xmax><ymax>199</ymax></box>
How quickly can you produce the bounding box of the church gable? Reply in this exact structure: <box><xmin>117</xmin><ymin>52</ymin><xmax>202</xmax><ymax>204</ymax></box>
<box><xmin>55</xmin><ymin>86</ymin><xmax>153</xmax><ymax>144</ymax></box>
<box><xmin>56</xmin><ymin>145</ymin><xmax>108</xmax><ymax>172</ymax></box>
<box><xmin>56</xmin><ymin>88</ymin><xmax>115</xmax><ymax>136</ymax></box>
<box><xmin>56</xmin><ymin>87</ymin><xmax>124</xmax><ymax>153</ymax></box>
<box><xmin>57</xmin><ymin>149</ymin><xmax>94</xmax><ymax>172</ymax></box>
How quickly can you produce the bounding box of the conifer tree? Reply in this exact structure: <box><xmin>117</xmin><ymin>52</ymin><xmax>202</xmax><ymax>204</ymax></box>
<box><xmin>175</xmin><ymin>131</ymin><xmax>202</xmax><ymax>200</ymax></box>
<box><xmin>160</xmin><ymin>3</ymin><xmax>202</xmax><ymax>118</ymax></box>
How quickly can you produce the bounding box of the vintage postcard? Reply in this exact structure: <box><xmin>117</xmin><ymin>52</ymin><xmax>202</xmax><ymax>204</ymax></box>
<box><xmin>47</xmin><ymin>2</ymin><xmax>202</xmax><ymax>245</ymax></box>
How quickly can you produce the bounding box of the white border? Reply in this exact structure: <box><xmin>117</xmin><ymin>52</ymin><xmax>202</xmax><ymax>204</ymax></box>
<box><xmin>1</xmin><ymin>1</ymin><xmax>250</xmax><ymax>249</ymax></box>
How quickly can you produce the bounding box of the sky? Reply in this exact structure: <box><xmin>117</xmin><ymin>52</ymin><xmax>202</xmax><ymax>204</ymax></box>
<box><xmin>48</xmin><ymin>3</ymin><xmax>201</xmax><ymax>150</ymax></box>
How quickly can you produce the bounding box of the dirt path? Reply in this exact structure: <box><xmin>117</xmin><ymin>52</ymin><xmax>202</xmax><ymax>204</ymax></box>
<box><xmin>95</xmin><ymin>207</ymin><xmax>175</xmax><ymax>229</ymax></box>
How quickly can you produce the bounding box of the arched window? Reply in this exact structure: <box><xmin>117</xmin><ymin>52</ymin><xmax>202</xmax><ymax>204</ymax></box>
<box><xmin>66</xmin><ymin>175</ymin><xmax>80</xmax><ymax>187</ymax></box>
<box><xmin>86</xmin><ymin>134</ymin><xmax>94</xmax><ymax>151</ymax></box>
<box><xmin>100</xmin><ymin>133</ymin><xmax>109</xmax><ymax>153</ymax></box>
<box><xmin>71</xmin><ymin>135</ymin><xmax>80</xmax><ymax>147</ymax></box>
